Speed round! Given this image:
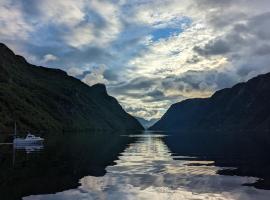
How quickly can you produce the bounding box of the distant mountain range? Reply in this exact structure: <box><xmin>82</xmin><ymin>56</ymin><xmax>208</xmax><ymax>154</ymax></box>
<box><xmin>150</xmin><ymin>72</ymin><xmax>270</xmax><ymax>132</ymax></box>
<box><xmin>0</xmin><ymin>43</ymin><xmax>143</xmax><ymax>132</ymax></box>
<box><xmin>135</xmin><ymin>117</ymin><xmax>159</xmax><ymax>129</ymax></box>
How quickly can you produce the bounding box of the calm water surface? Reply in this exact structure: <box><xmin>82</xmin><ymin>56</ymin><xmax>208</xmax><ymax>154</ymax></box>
<box><xmin>1</xmin><ymin>132</ymin><xmax>270</xmax><ymax>200</ymax></box>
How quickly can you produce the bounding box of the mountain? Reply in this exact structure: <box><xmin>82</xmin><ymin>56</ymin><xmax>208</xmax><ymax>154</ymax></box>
<box><xmin>135</xmin><ymin>117</ymin><xmax>159</xmax><ymax>129</ymax></box>
<box><xmin>0</xmin><ymin>43</ymin><xmax>143</xmax><ymax>132</ymax></box>
<box><xmin>150</xmin><ymin>72</ymin><xmax>270</xmax><ymax>132</ymax></box>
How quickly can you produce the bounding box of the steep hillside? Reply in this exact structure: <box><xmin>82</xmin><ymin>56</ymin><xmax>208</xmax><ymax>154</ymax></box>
<box><xmin>150</xmin><ymin>72</ymin><xmax>270</xmax><ymax>132</ymax></box>
<box><xmin>0</xmin><ymin>43</ymin><xmax>143</xmax><ymax>132</ymax></box>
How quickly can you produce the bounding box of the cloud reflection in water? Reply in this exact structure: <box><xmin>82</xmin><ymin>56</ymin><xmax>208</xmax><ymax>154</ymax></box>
<box><xmin>24</xmin><ymin>134</ymin><xmax>270</xmax><ymax>200</ymax></box>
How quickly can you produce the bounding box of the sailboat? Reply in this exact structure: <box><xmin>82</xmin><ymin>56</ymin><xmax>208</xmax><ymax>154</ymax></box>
<box><xmin>13</xmin><ymin>122</ymin><xmax>44</xmax><ymax>145</ymax></box>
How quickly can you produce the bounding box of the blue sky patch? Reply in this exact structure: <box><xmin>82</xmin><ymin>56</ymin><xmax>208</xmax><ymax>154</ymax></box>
<box><xmin>151</xmin><ymin>27</ymin><xmax>182</xmax><ymax>41</ymax></box>
<box><xmin>151</xmin><ymin>17</ymin><xmax>192</xmax><ymax>41</ymax></box>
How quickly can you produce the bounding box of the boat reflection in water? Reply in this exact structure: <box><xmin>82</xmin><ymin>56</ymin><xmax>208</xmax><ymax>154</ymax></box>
<box><xmin>12</xmin><ymin>141</ymin><xmax>44</xmax><ymax>167</ymax></box>
<box><xmin>24</xmin><ymin>133</ymin><xmax>270</xmax><ymax>200</ymax></box>
<box><xmin>14</xmin><ymin>143</ymin><xmax>44</xmax><ymax>154</ymax></box>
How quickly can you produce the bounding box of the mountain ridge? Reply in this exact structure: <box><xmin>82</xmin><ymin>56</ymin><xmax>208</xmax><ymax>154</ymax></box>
<box><xmin>0</xmin><ymin>43</ymin><xmax>143</xmax><ymax>132</ymax></box>
<box><xmin>150</xmin><ymin>71</ymin><xmax>270</xmax><ymax>132</ymax></box>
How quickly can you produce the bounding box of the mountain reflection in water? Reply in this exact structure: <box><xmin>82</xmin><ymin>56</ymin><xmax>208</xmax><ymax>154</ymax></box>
<box><xmin>24</xmin><ymin>133</ymin><xmax>270</xmax><ymax>200</ymax></box>
<box><xmin>0</xmin><ymin>131</ymin><xmax>135</xmax><ymax>200</ymax></box>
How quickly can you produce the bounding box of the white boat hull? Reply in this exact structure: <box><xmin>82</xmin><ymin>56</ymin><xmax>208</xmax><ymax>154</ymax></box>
<box><xmin>13</xmin><ymin>138</ymin><xmax>44</xmax><ymax>145</ymax></box>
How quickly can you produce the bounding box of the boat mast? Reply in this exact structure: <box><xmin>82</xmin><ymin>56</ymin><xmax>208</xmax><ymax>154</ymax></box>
<box><xmin>14</xmin><ymin>121</ymin><xmax>17</xmax><ymax>139</ymax></box>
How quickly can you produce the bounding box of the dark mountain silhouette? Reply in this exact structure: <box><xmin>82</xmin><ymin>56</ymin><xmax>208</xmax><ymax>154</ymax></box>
<box><xmin>0</xmin><ymin>43</ymin><xmax>143</xmax><ymax>132</ymax></box>
<box><xmin>150</xmin><ymin>72</ymin><xmax>270</xmax><ymax>132</ymax></box>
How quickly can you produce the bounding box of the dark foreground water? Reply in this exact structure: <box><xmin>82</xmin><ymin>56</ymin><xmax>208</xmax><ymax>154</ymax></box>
<box><xmin>1</xmin><ymin>131</ymin><xmax>270</xmax><ymax>200</ymax></box>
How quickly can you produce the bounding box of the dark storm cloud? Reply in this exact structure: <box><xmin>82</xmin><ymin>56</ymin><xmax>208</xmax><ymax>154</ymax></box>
<box><xmin>222</xmin><ymin>12</ymin><xmax>270</xmax><ymax>42</ymax></box>
<box><xmin>247</xmin><ymin>12</ymin><xmax>270</xmax><ymax>40</ymax></box>
<box><xmin>196</xmin><ymin>0</ymin><xmax>233</xmax><ymax>6</ymax></box>
<box><xmin>162</xmin><ymin>70</ymin><xmax>236</xmax><ymax>93</ymax></box>
<box><xmin>147</xmin><ymin>90</ymin><xmax>165</xmax><ymax>99</ymax></box>
<box><xmin>186</xmin><ymin>55</ymin><xmax>201</xmax><ymax>64</ymax></box>
<box><xmin>191</xmin><ymin>10</ymin><xmax>270</xmax><ymax>83</ymax></box>
<box><xmin>108</xmin><ymin>77</ymin><xmax>168</xmax><ymax>103</ymax></box>
<box><xmin>103</xmin><ymin>69</ymin><xmax>119</xmax><ymax>81</ymax></box>
<box><xmin>108</xmin><ymin>69</ymin><xmax>237</xmax><ymax>107</ymax></box>
<box><xmin>125</xmin><ymin>106</ymin><xmax>159</xmax><ymax>116</ymax></box>
<box><xmin>110</xmin><ymin>77</ymin><xmax>157</xmax><ymax>93</ymax></box>
<box><xmin>108</xmin><ymin>69</ymin><xmax>236</xmax><ymax>105</ymax></box>
<box><xmin>23</xmin><ymin>42</ymin><xmax>114</xmax><ymax>70</ymax></box>
<box><xmin>254</xmin><ymin>45</ymin><xmax>270</xmax><ymax>56</ymax></box>
<box><xmin>75</xmin><ymin>70</ymin><xmax>92</xmax><ymax>80</ymax></box>
<box><xmin>194</xmin><ymin>39</ymin><xmax>231</xmax><ymax>56</ymax></box>
<box><xmin>61</xmin><ymin>47</ymin><xmax>114</xmax><ymax>66</ymax></box>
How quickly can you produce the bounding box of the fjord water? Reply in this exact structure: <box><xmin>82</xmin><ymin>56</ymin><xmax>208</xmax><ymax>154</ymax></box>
<box><xmin>1</xmin><ymin>132</ymin><xmax>270</xmax><ymax>200</ymax></box>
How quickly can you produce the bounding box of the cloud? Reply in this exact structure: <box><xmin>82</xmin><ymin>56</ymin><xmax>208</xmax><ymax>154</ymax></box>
<box><xmin>1</xmin><ymin>0</ymin><xmax>270</xmax><ymax>119</ymax></box>
<box><xmin>103</xmin><ymin>69</ymin><xmax>119</xmax><ymax>82</ymax></box>
<box><xmin>82</xmin><ymin>65</ymin><xmax>108</xmax><ymax>86</ymax></box>
<box><xmin>193</xmin><ymin>39</ymin><xmax>231</xmax><ymax>56</ymax></box>
<box><xmin>254</xmin><ymin>44</ymin><xmax>270</xmax><ymax>56</ymax></box>
<box><xmin>64</xmin><ymin>24</ymin><xmax>95</xmax><ymax>49</ymax></box>
<box><xmin>42</xmin><ymin>54</ymin><xmax>58</xmax><ymax>63</ymax></box>
<box><xmin>35</xmin><ymin>0</ymin><xmax>85</xmax><ymax>27</ymax></box>
<box><xmin>0</xmin><ymin>0</ymin><xmax>33</xmax><ymax>40</ymax></box>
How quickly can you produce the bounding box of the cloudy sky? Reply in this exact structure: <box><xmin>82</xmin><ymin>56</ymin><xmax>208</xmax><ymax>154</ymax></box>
<box><xmin>1</xmin><ymin>0</ymin><xmax>270</xmax><ymax>120</ymax></box>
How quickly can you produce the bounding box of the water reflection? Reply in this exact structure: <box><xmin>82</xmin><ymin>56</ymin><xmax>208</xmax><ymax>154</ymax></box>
<box><xmin>14</xmin><ymin>144</ymin><xmax>44</xmax><ymax>154</ymax></box>
<box><xmin>12</xmin><ymin>143</ymin><xmax>44</xmax><ymax>167</ymax></box>
<box><xmin>24</xmin><ymin>133</ymin><xmax>270</xmax><ymax>200</ymax></box>
<box><xmin>0</xmin><ymin>131</ymin><xmax>135</xmax><ymax>200</ymax></box>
